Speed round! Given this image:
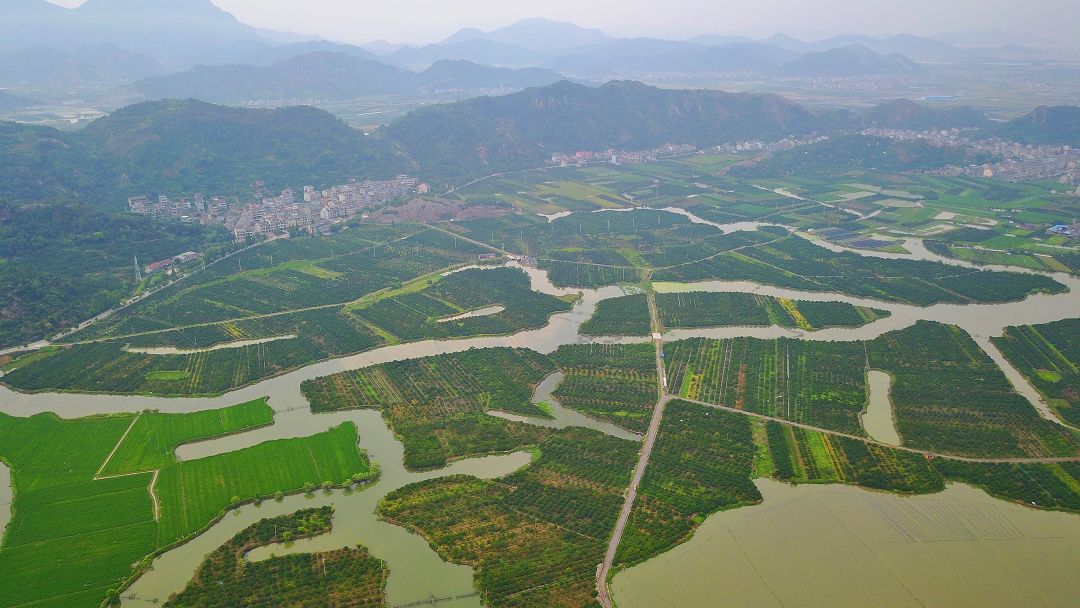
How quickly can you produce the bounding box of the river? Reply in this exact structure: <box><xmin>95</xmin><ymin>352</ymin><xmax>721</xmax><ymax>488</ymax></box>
<box><xmin>0</xmin><ymin>208</ymin><xmax>1077</xmax><ymax>606</ymax></box>
<box><xmin>125</xmin><ymin>409</ymin><xmax>531</xmax><ymax>608</ymax></box>
<box><xmin>612</xmin><ymin>479</ymin><xmax>1080</xmax><ymax>608</ymax></box>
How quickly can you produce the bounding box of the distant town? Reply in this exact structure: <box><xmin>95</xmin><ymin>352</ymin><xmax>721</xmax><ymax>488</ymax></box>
<box><xmin>128</xmin><ymin>175</ymin><xmax>428</xmax><ymax>242</ymax></box>
<box><xmin>550</xmin><ymin>137</ymin><xmax>829</xmax><ymax>167</ymax></box>
<box><xmin>863</xmin><ymin>127</ymin><xmax>1080</xmax><ymax>189</ymax></box>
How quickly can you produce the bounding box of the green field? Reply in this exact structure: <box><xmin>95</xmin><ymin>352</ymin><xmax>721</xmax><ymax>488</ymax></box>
<box><xmin>993</xmin><ymin>319</ymin><xmax>1080</xmax><ymax>426</ymax></box>
<box><xmin>0</xmin><ymin>404</ymin><xmax>372</xmax><ymax>608</ymax></box>
<box><xmin>100</xmin><ymin>399</ymin><xmax>274</xmax><ymax>476</ymax></box>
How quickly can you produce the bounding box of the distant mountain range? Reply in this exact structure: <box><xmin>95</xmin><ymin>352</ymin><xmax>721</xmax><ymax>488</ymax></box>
<box><xmin>0</xmin><ymin>0</ymin><xmax>271</xmax><ymax>68</ymax></box>
<box><xmin>781</xmin><ymin>45</ymin><xmax>923</xmax><ymax>77</ymax></box>
<box><xmin>0</xmin><ymin>44</ymin><xmax>166</xmax><ymax>87</ymax></box>
<box><xmin>107</xmin><ymin>54</ymin><xmax>565</xmax><ymax>105</ymax></box>
<box><xmin>13</xmin><ymin>78</ymin><xmax>1067</xmax><ymax>210</ymax></box>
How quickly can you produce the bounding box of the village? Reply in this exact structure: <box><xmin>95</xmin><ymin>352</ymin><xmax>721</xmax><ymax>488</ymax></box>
<box><xmin>863</xmin><ymin>127</ymin><xmax>1080</xmax><ymax>188</ymax></box>
<box><xmin>128</xmin><ymin>174</ymin><xmax>429</xmax><ymax>242</ymax></box>
<box><xmin>549</xmin><ymin>136</ymin><xmax>829</xmax><ymax>167</ymax></box>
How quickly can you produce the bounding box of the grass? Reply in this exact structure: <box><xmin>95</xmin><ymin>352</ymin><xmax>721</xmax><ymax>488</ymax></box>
<box><xmin>155</xmin><ymin>422</ymin><xmax>371</xmax><ymax>546</ymax></box>
<box><xmin>0</xmin><ymin>411</ymin><xmax>154</xmax><ymax>608</ymax></box>
<box><xmin>99</xmin><ymin>398</ymin><xmax>274</xmax><ymax>476</ymax></box>
<box><xmin>0</xmin><ymin>406</ymin><xmax>372</xmax><ymax>608</ymax></box>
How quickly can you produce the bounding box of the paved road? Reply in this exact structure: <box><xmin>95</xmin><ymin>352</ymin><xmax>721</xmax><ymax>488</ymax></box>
<box><xmin>597</xmin><ymin>292</ymin><xmax>668</xmax><ymax>608</ymax></box>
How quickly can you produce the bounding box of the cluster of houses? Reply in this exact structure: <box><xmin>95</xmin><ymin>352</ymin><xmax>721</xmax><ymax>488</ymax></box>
<box><xmin>549</xmin><ymin>137</ymin><xmax>826</xmax><ymax>168</ymax></box>
<box><xmin>129</xmin><ymin>175</ymin><xmax>428</xmax><ymax>242</ymax></box>
<box><xmin>863</xmin><ymin>127</ymin><xmax>1080</xmax><ymax>187</ymax></box>
<box><xmin>550</xmin><ymin>143</ymin><xmax>698</xmax><ymax>167</ymax></box>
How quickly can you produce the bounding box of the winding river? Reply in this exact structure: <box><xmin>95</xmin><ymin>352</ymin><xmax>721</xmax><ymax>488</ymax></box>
<box><xmin>1</xmin><ymin>207</ymin><xmax>1078</xmax><ymax>606</ymax></box>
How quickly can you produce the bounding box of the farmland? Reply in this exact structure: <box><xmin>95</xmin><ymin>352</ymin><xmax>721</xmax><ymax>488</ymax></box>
<box><xmin>100</xmin><ymin>399</ymin><xmax>274</xmax><ymax>475</ymax></box>
<box><xmin>551</xmin><ymin>343</ymin><xmax>660</xmax><ymax>433</ymax></box>
<box><xmin>664</xmin><ymin>337</ymin><xmax>869</xmax><ymax>435</ymax></box>
<box><xmin>0</xmin><ymin>411</ymin><xmax>153</xmax><ymax>608</ymax></box>
<box><xmin>765</xmin><ymin>421</ymin><xmax>944</xmax><ymax>493</ymax></box>
<box><xmin>166</xmin><ymin>507</ymin><xmax>387</xmax><ymax>608</ymax></box>
<box><xmin>652</xmin><ymin>291</ymin><xmax>889</xmax><ymax>330</ymax></box>
<box><xmin>616</xmin><ymin>401</ymin><xmax>761</xmax><ymax>567</ymax></box>
<box><xmin>155</xmin><ymin>422</ymin><xmax>372</xmax><ymax>545</ymax></box>
<box><xmin>869</xmin><ymin>322</ymin><xmax>1080</xmax><ymax>458</ymax></box>
<box><xmin>302</xmin><ymin>348</ymin><xmax>555</xmax><ymax>469</ymax></box>
<box><xmin>0</xmin><ymin>404</ymin><xmax>371</xmax><ymax>608</ymax></box>
<box><xmin>992</xmin><ymin>318</ymin><xmax>1080</xmax><ymax>426</ymax></box>
<box><xmin>3</xmin><ymin>267</ymin><xmax>567</xmax><ymax>396</ymax></box>
<box><xmin>378</xmin><ymin>428</ymin><xmax>638</xmax><ymax>608</ymax></box>
<box><xmin>580</xmin><ymin>293</ymin><xmax>651</xmax><ymax>336</ymax></box>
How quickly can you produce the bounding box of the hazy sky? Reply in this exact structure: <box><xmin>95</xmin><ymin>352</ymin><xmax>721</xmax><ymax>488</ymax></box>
<box><xmin>45</xmin><ymin>0</ymin><xmax>1079</xmax><ymax>45</ymax></box>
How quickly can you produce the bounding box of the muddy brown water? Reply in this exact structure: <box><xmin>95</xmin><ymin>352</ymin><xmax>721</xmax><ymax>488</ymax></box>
<box><xmin>612</xmin><ymin>479</ymin><xmax>1080</xmax><ymax>608</ymax></box>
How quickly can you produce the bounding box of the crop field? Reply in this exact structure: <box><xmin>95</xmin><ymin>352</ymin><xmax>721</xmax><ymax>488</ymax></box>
<box><xmin>167</xmin><ymin>507</ymin><xmax>387</xmax><ymax>608</ymax></box>
<box><xmin>68</xmin><ymin>226</ymin><xmax>486</xmax><ymax>342</ymax></box>
<box><xmin>580</xmin><ymin>293</ymin><xmax>651</xmax><ymax>335</ymax></box>
<box><xmin>349</xmin><ymin>267</ymin><xmax>571</xmax><ymax>342</ymax></box>
<box><xmin>551</xmin><ymin>343</ymin><xmax>659</xmax><ymax>433</ymax></box>
<box><xmin>869</xmin><ymin>322</ymin><xmax>1080</xmax><ymax>458</ymax></box>
<box><xmin>0</xmin><ymin>411</ymin><xmax>155</xmax><ymax>608</ymax></box>
<box><xmin>379</xmin><ymin>428</ymin><xmax>638</xmax><ymax>608</ymax></box>
<box><xmin>765</xmin><ymin>421</ymin><xmax>944</xmax><ymax>493</ymax></box>
<box><xmin>155</xmin><ymin>422</ymin><xmax>371</xmax><ymax>545</ymax></box>
<box><xmin>664</xmin><ymin>337</ymin><xmax>869</xmax><ymax>435</ymax></box>
<box><xmin>653</xmin><ymin>228</ymin><xmax>1065</xmax><ymax>306</ymax></box>
<box><xmin>100</xmin><ymin>399</ymin><xmax>274</xmax><ymax>476</ymax></box>
<box><xmin>934</xmin><ymin>460</ymin><xmax>1080</xmax><ymax>511</ymax></box>
<box><xmin>616</xmin><ymin>401</ymin><xmax>760</xmax><ymax>567</ymax></box>
<box><xmin>2</xmin><ymin>308</ymin><xmax>383</xmax><ymax>395</ymax></box>
<box><xmin>4</xmin><ymin>268</ymin><xmax>571</xmax><ymax>397</ymax></box>
<box><xmin>652</xmin><ymin>291</ymin><xmax>888</xmax><ymax>330</ymax></box>
<box><xmin>0</xmin><ymin>402</ymin><xmax>374</xmax><ymax>608</ymax></box>
<box><xmin>992</xmin><ymin>319</ymin><xmax>1080</xmax><ymax>426</ymax></box>
<box><xmin>302</xmin><ymin>348</ymin><xmax>555</xmax><ymax>469</ymax></box>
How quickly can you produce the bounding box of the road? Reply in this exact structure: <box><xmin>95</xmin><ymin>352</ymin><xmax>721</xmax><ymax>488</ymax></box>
<box><xmin>597</xmin><ymin>292</ymin><xmax>668</xmax><ymax>608</ymax></box>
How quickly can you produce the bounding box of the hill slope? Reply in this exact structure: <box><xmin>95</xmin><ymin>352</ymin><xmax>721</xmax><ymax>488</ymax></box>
<box><xmin>384</xmin><ymin>80</ymin><xmax>834</xmax><ymax>177</ymax></box>
<box><xmin>996</xmin><ymin>105</ymin><xmax>1080</xmax><ymax>146</ymax></box>
<box><xmin>782</xmin><ymin>45</ymin><xmax>923</xmax><ymax>77</ymax></box>
<box><xmin>0</xmin><ymin>99</ymin><xmax>411</xmax><ymax>207</ymax></box>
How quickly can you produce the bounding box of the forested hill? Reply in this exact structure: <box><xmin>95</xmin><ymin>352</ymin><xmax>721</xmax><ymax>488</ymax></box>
<box><xmin>0</xmin><ymin>100</ymin><xmax>413</xmax><ymax>208</ymax></box>
<box><xmin>996</xmin><ymin>105</ymin><xmax>1080</xmax><ymax>147</ymax></box>
<box><xmin>0</xmin><ymin>80</ymin><xmax>1053</xmax><ymax>208</ymax></box>
<box><xmin>383</xmin><ymin>80</ymin><xmax>837</xmax><ymax>178</ymax></box>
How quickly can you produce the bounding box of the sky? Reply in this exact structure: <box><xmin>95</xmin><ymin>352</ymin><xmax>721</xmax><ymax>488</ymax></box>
<box><xmin>45</xmin><ymin>0</ymin><xmax>1079</xmax><ymax>46</ymax></box>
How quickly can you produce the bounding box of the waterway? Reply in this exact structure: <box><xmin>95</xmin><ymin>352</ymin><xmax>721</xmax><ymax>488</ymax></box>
<box><xmin>124</xmin><ymin>335</ymin><xmax>298</xmax><ymax>356</ymax></box>
<box><xmin>437</xmin><ymin>306</ymin><xmax>505</xmax><ymax>323</ymax></box>
<box><xmin>612</xmin><ymin>479</ymin><xmax>1080</xmax><ymax>608</ymax></box>
<box><xmin>487</xmin><ymin>372</ymin><xmax>642</xmax><ymax>442</ymax></box>
<box><xmin>863</xmin><ymin>370</ymin><xmax>901</xmax><ymax>445</ymax></box>
<box><xmin>125</xmin><ymin>409</ymin><xmax>531</xmax><ymax>608</ymax></box>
